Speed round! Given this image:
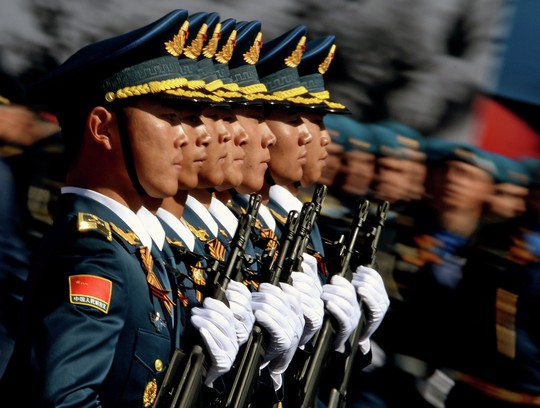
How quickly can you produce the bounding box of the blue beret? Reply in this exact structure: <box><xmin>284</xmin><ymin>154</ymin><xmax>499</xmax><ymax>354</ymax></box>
<box><xmin>375</xmin><ymin>119</ymin><xmax>425</xmax><ymax>151</ymax></box>
<box><xmin>257</xmin><ymin>25</ymin><xmax>326</xmax><ymax>108</ymax></box>
<box><xmin>369</xmin><ymin>123</ymin><xmax>424</xmax><ymax>159</ymax></box>
<box><xmin>323</xmin><ymin>114</ymin><xmax>376</xmax><ymax>153</ymax></box>
<box><xmin>424</xmin><ymin>139</ymin><xmax>498</xmax><ymax>177</ymax></box>
<box><xmin>27</xmin><ymin>9</ymin><xmax>225</xmax><ymax>112</ymax></box>
<box><xmin>521</xmin><ymin>157</ymin><xmax>540</xmax><ymax>187</ymax></box>
<box><xmin>298</xmin><ymin>35</ymin><xmax>349</xmax><ymax>114</ymax></box>
<box><xmin>491</xmin><ymin>154</ymin><xmax>531</xmax><ymax>186</ymax></box>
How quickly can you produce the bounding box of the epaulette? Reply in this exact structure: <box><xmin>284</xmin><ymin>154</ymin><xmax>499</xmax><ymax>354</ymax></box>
<box><xmin>77</xmin><ymin>213</ymin><xmax>112</xmax><ymax>241</ymax></box>
<box><xmin>268</xmin><ymin>208</ymin><xmax>288</xmax><ymax>225</ymax></box>
<box><xmin>183</xmin><ymin>219</ymin><xmax>210</xmax><ymax>242</ymax></box>
<box><xmin>110</xmin><ymin>222</ymin><xmax>140</xmax><ymax>246</ymax></box>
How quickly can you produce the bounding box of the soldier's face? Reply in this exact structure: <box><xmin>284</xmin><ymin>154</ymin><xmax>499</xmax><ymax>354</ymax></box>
<box><xmin>234</xmin><ymin>105</ymin><xmax>275</xmax><ymax>194</ymax></box>
<box><xmin>488</xmin><ymin>182</ymin><xmax>528</xmax><ymax>218</ymax></box>
<box><xmin>219</xmin><ymin>111</ymin><xmax>248</xmax><ymax>190</ymax></box>
<box><xmin>300</xmin><ymin>112</ymin><xmax>329</xmax><ymax>187</ymax></box>
<box><xmin>175</xmin><ymin>110</ymin><xmax>211</xmax><ymax>190</ymax></box>
<box><xmin>341</xmin><ymin>150</ymin><xmax>376</xmax><ymax>196</ymax></box>
<box><xmin>429</xmin><ymin>160</ymin><xmax>494</xmax><ymax>210</ymax></box>
<box><xmin>197</xmin><ymin>106</ymin><xmax>232</xmax><ymax>188</ymax></box>
<box><xmin>124</xmin><ymin>98</ymin><xmax>189</xmax><ymax>198</ymax></box>
<box><xmin>266</xmin><ymin>108</ymin><xmax>312</xmax><ymax>186</ymax></box>
<box><xmin>373</xmin><ymin>156</ymin><xmax>411</xmax><ymax>203</ymax></box>
<box><xmin>318</xmin><ymin>141</ymin><xmax>344</xmax><ymax>186</ymax></box>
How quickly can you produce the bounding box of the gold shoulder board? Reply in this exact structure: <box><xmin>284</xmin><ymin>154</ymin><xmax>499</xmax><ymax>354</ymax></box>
<box><xmin>77</xmin><ymin>213</ymin><xmax>112</xmax><ymax>241</ymax></box>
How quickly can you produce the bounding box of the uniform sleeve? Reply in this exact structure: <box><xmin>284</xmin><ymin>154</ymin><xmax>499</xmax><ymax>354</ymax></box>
<box><xmin>33</xmin><ymin>233</ymin><xmax>132</xmax><ymax>407</ymax></box>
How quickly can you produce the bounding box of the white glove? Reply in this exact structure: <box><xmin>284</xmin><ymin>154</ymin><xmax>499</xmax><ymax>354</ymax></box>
<box><xmin>191</xmin><ymin>298</ymin><xmax>240</xmax><ymax>386</ymax></box>
<box><xmin>351</xmin><ymin>266</ymin><xmax>390</xmax><ymax>354</ymax></box>
<box><xmin>251</xmin><ymin>283</ymin><xmax>304</xmax><ymax>389</ymax></box>
<box><xmin>225</xmin><ymin>280</ymin><xmax>255</xmax><ymax>346</ymax></box>
<box><xmin>288</xmin><ymin>271</ymin><xmax>324</xmax><ymax>346</ymax></box>
<box><xmin>321</xmin><ymin>275</ymin><xmax>361</xmax><ymax>353</ymax></box>
<box><xmin>301</xmin><ymin>252</ymin><xmax>323</xmax><ymax>293</ymax></box>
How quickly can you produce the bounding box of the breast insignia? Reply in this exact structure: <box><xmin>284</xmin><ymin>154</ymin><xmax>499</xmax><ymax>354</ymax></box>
<box><xmin>143</xmin><ymin>378</ymin><xmax>157</xmax><ymax>408</ymax></box>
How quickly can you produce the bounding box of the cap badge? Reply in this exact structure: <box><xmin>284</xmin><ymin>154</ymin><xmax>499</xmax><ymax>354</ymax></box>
<box><xmin>319</xmin><ymin>44</ymin><xmax>336</xmax><ymax>74</ymax></box>
<box><xmin>203</xmin><ymin>22</ymin><xmax>221</xmax><ymax>58</ymax></box>
<box><xmin>285</xmin><ymin>35</ymin><xmax>306</xmax><ymax>68</ymax></box>
<box><xmin>164</xmin><ymin>20</ymin><xmax>189</xmax><ymax>57</ymax></box>
<box><xmin>215</xmin><ymin>29</ymin><xmax>237</xmax><ymax>64</ymax></box>
<box><xmin>244</xmin><ymin>32</ymin><xmax>263</xmax><ymax>65</ymax></box>
<box><xmin>184</xmin><ymin>23</ymin><xmax>208</xmax><ymax>59</ymax></box>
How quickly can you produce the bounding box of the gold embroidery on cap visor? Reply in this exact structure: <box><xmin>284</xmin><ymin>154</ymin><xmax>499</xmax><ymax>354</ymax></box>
<box><xmin>103</xmin><ymin>21</ymin><xmax>225</xmax><ymax>103</ymax></box>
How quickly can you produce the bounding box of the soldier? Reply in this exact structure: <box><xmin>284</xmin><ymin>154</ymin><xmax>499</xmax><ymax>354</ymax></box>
<box><xmin>254</xmin><ymin>25</ymin><xmax>390</xmax><ymax>406</ymax></box>
<box><xmin>0</xmin><ymin>10</ymin><xmax>242</xmax><ymax>407</ymax></box>
<box><xmin>485</xmin><ymin>153</ymin><xmax>531</xmax><ymax>222</ymax></box>
<box><xmin>436</xmin><ymin>158</ymin><xmax>540</xmax><ymax>407</ymax></box>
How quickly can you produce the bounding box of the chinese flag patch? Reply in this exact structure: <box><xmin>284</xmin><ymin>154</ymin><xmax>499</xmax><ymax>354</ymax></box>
<box><xmin>69</xmin><ymin>275</ymin><xmax>112</xmax><ymax>313</ymax></box>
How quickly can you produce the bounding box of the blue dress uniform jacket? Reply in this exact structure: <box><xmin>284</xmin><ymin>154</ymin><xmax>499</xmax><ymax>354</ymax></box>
<box><xmin>1</xmin><ymin>193</ymin><xmax>182</xmax><ymax>408</ymax></box>
<box><xmin>444</xmin><ymin>217</ymin><xmax>540</xmax><ymax>406</ymax></box>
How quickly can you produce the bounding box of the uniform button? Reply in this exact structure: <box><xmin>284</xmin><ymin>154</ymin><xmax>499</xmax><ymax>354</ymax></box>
<box><xmin>155</xmin><ymin>359</ymin><xmax>163</xmax><ymax>372</ymax></box>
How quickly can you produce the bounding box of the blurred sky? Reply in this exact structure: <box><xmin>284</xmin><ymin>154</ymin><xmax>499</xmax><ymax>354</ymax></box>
<box><xmin>0</xmin><ymin>0</ymin><xmax>300</xmax><ymax>76</ymax></box>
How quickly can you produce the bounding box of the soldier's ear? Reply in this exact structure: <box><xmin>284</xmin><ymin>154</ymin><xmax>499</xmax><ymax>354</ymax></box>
<box><xmin>87</xmin><ymin>106</ymin><xmax>114</xmax><ymax>150</ymax></box>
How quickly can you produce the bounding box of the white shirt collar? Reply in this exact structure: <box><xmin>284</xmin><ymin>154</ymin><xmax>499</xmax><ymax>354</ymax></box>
<box><xmin>209</xmin><ymin>197</ymin><xmax>238</xmax><ymax>237</ymax></box>
<box><xmin>136</xmin><ymin>206</ymin><xmax>166</xmax><ymax>251</ymax></box>
<box><xmin>258</xmin><ymin>203</ymin><xmax>276</xmax><ymax>231</ymax></box>
<box><xmin>269</xmin><ymin>184</ymin><xmax>303</xmax><ymax>212</ymax></box>
<box><xmin>186</xmin><ymin>195</ymin><xmax>219</xmax><ymax>236</ymax></box>
<box><xmin>61</xmin><ymin>186</ymin><xmax>153</xmax><ymax>248</ymax></box>
<box><xmin>156</xmin><ymin>207</ymin><xmax>196</xmax><ymax>251</ymax></box>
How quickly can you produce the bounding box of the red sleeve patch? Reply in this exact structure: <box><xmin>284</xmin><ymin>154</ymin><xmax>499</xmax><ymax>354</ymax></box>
<box><xmin>69</xmin><ymin>275</ymin><xmax>112</xmax><ymax>314</ymax></box>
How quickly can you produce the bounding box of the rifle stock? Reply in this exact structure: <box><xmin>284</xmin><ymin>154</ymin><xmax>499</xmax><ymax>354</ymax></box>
<box><xmin>153</xmin><ymin>194</ymin><xmax>261</xmax><ymax>408</ymax></box>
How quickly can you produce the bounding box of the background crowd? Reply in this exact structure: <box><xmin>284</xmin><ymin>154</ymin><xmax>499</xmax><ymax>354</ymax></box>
<box><xmin>1</xmin><ymin>0</ymin><xmax>540</xmax><ymax>407</ymax></box>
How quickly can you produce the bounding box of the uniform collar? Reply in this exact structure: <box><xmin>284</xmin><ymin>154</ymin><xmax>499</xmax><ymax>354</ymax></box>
<box><xmin>209</xmin><ymin>197</ymin><xmax>239</xmax><ymax>237</ymax></box>
<box><xmin>186</xmin><ymin>194</ymin><xmax>219</xmax><ymax>237</ymax></box>
<box><xmin>136</xmin><ymin>206</ymin><xmax>166</xmax><ymax>250</ymax></box>
<box><xmin>156</xmin><ymin>207</ymin><xmax>196</xmax><ymax>251</ymax></box>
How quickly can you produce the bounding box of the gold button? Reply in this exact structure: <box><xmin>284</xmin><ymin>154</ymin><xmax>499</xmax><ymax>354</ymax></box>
<box><xmin>104</xmin><ymin>92</ymin><xmax>116</xmax><ymax>102</ymax></box>
<box><xmin>154</xmin><ymin>359</ymin><xmax>163</xmax><ymax>372</ymax></box>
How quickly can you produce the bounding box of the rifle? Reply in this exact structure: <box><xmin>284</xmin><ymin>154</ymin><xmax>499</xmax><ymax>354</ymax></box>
<box><xmin>218</xmin><ymin>184</ymin><xmax>325</xmax><ymax>408</ymax></box>
<box><xmin>214</xmin><ymin>209</ymin><xmax>301</xmax><ymax>408</ymax></box>
<box><xmin>283</xmin><ymin>199</ymin><xmax>370</xmax><ymax>408</ymax></box>
<box><xmin>322</xmin><ymin>200</ymin><xmax>390</xmax><ymax>408</ymax></box>
<box><xmin>153</xmin><ymin>194</ymin><xmax>261</xmax><ymax>408</ymax></box>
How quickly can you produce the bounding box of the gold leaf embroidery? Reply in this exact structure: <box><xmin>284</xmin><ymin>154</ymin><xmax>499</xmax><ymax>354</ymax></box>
<box><xmin>215</xmin><ymin>30</ymin><xmax>237</xmax><ymax>64</ymax></box>
<box><xmin>184</xmin><ymin>23</ymin><xmax>208</xmax><ymax>59</ymax></box>
<box><xmin>164</xmin><ymin>21</ymin><xmax>189</xmax><ymax>57</ymax></box>
<box><xmin>203</xmin><ymin>23</ymin><xmax>221</xmax><ymax>58</ymax></box>
<box><xmin>318</xmin><ymin>44</ymin><xmax>336</xmax><ymax>74</ymax></box>
<box><xmin>284</xmin><ymin>36</ymin><xmax>306</xmax><ymax>68</ymax></box>
<box><xmin>243</xmin><ymin>32</ymin><xmax>263</xmax><ymax>65</ymax></box>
